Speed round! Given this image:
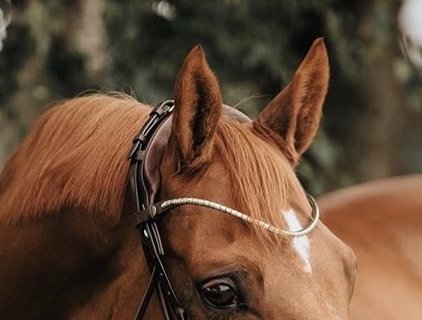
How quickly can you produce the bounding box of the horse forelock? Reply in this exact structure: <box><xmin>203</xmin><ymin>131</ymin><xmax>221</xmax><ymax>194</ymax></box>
<box><xmin>0</xmin><ymin>93</ymin><xmax>150</xmax><ymax>225</ymax></box>
<box><xmin>214</xmin><ymin>120</ymin><xmax>308</xmax><ymax>246</ymax></box>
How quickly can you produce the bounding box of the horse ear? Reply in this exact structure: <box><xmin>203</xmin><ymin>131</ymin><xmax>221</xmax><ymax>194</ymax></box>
<box><xmin>172</xmin><ymin>45</ymin><xmax>222</xmax><ymax>169</ymax></box>
<box><xmin>254</xmin><ymin>38</ymin><xmax>329</xmax><ymax>166</ymax></box>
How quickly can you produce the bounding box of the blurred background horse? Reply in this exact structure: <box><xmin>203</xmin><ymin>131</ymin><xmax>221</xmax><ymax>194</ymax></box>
<box><xmin>321</xmin><ymin>175</ymin><xmax>422</xmax><ymax>319</ymax></box>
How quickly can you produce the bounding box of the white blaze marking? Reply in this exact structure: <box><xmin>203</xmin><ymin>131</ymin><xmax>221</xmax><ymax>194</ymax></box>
<box><xmin>284</xmin><ymin>208</ymin><xmax>312</xmax><ymax>273</ymax></box>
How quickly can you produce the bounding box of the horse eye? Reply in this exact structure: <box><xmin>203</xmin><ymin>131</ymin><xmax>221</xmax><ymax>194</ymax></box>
<box><xmin>200</xmin><ymin>278</ymin><xmax>242</xmax><ymax>309</ymax></box>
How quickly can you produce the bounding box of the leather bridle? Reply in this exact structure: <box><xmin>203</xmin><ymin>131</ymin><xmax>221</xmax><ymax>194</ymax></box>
<box><xmin>128</xmin><ymin>100</ymin><xmax>186</xmax><ymax>320</ymax></box>
<box><xmin>127</xmin><ymin>100</ymin><xmax>320</xmax><ymax>319</ymax></box>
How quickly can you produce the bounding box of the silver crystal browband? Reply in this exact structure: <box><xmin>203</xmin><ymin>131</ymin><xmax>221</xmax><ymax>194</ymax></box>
<box><xmin>136</xmin><ymin>194</ymin><xmax>320</xmax><ymax>237</ymax></box>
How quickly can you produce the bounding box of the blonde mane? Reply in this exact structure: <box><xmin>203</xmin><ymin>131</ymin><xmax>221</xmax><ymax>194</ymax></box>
<box><xmin>0</xmin><ymin>94</ymin><xmax>150</xmax><ymax>224</ymax></box>
<box><xmin>0</xmin><ymin>95</ymin><xmax>306</xmax><ymax>240</ymax></box>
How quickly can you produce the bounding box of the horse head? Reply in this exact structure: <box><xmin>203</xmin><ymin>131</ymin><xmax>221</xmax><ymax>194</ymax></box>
<box><xmin>0</xmin><ymin>39</ymin><xmax>356</xmax><ymax>320</ymax></box>
<box><xmin>143</xmin><ymin>39</ymin><xmax>357</xmax><ymax>319</ymax></box>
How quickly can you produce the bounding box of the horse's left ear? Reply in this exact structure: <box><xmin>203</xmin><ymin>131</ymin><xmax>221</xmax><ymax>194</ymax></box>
<box><xmin>254</xmin><ymin>38</ymin><xmax>329</xmax><ymax>166</ymax></box>
<box><xmin>172</xmin><ymin>45</ymin><xmax>222</xmax><ymax>169</ymax></box>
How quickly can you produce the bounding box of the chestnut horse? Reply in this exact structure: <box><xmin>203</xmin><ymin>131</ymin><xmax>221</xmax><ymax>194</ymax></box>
<box><xmin>320</xmin><ymin>175</ymin><xmax>422</xmax><ymax>320</ymax></box>
<box><xmin>0</xmin><ymin>39</ymin><xmax>356</xmax><ymax>319</ymax></box>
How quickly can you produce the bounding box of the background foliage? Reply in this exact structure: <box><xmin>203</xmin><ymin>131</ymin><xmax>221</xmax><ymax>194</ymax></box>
<box><xmin>0</xmin><ymin>0</ymin><xmax>421</xmax><ymax>195</ymax></box>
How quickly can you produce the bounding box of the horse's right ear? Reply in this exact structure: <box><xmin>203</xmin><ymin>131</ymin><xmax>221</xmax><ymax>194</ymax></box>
<box><xmin>254</xmin><ymin>38</ymin><xmax>329</xmax><ymax>166</ymax></box>
<box><xmin>172</xmin><ymin>45</ymin><xmax>222</xmax><ymax>170</ymax></box>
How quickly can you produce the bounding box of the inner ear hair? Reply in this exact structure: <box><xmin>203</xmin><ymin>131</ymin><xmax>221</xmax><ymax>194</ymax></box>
<box><xmin>172</xmin><ymin>45</ymin><xmax>223</xmax><ymax>170</ymax></box>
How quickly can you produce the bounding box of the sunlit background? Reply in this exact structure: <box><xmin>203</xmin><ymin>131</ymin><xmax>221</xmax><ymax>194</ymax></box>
<box><xmin>0</xmin><ymin>0</ymin><xmax>421</xmax><ymax>195</ymax></box>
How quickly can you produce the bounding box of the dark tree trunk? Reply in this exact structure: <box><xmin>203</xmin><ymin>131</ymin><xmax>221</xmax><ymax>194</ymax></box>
<box><xmin>352</xmin><ymin>0</ymin><xmax>405</xmax><ymax>181</ymax></box>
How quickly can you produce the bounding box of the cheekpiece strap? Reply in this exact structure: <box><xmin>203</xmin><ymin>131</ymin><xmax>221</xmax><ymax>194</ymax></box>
<box><xmin>129</xmin><ymin>100</ymin><xmax>186</xmax><ymax>320</ymax></box>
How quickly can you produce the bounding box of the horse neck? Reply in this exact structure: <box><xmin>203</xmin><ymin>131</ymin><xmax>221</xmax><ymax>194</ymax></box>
<box><xmin>0</xmin><ymin>206</ymin><xmax>150</xmax><ymax>319</ymax></box>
